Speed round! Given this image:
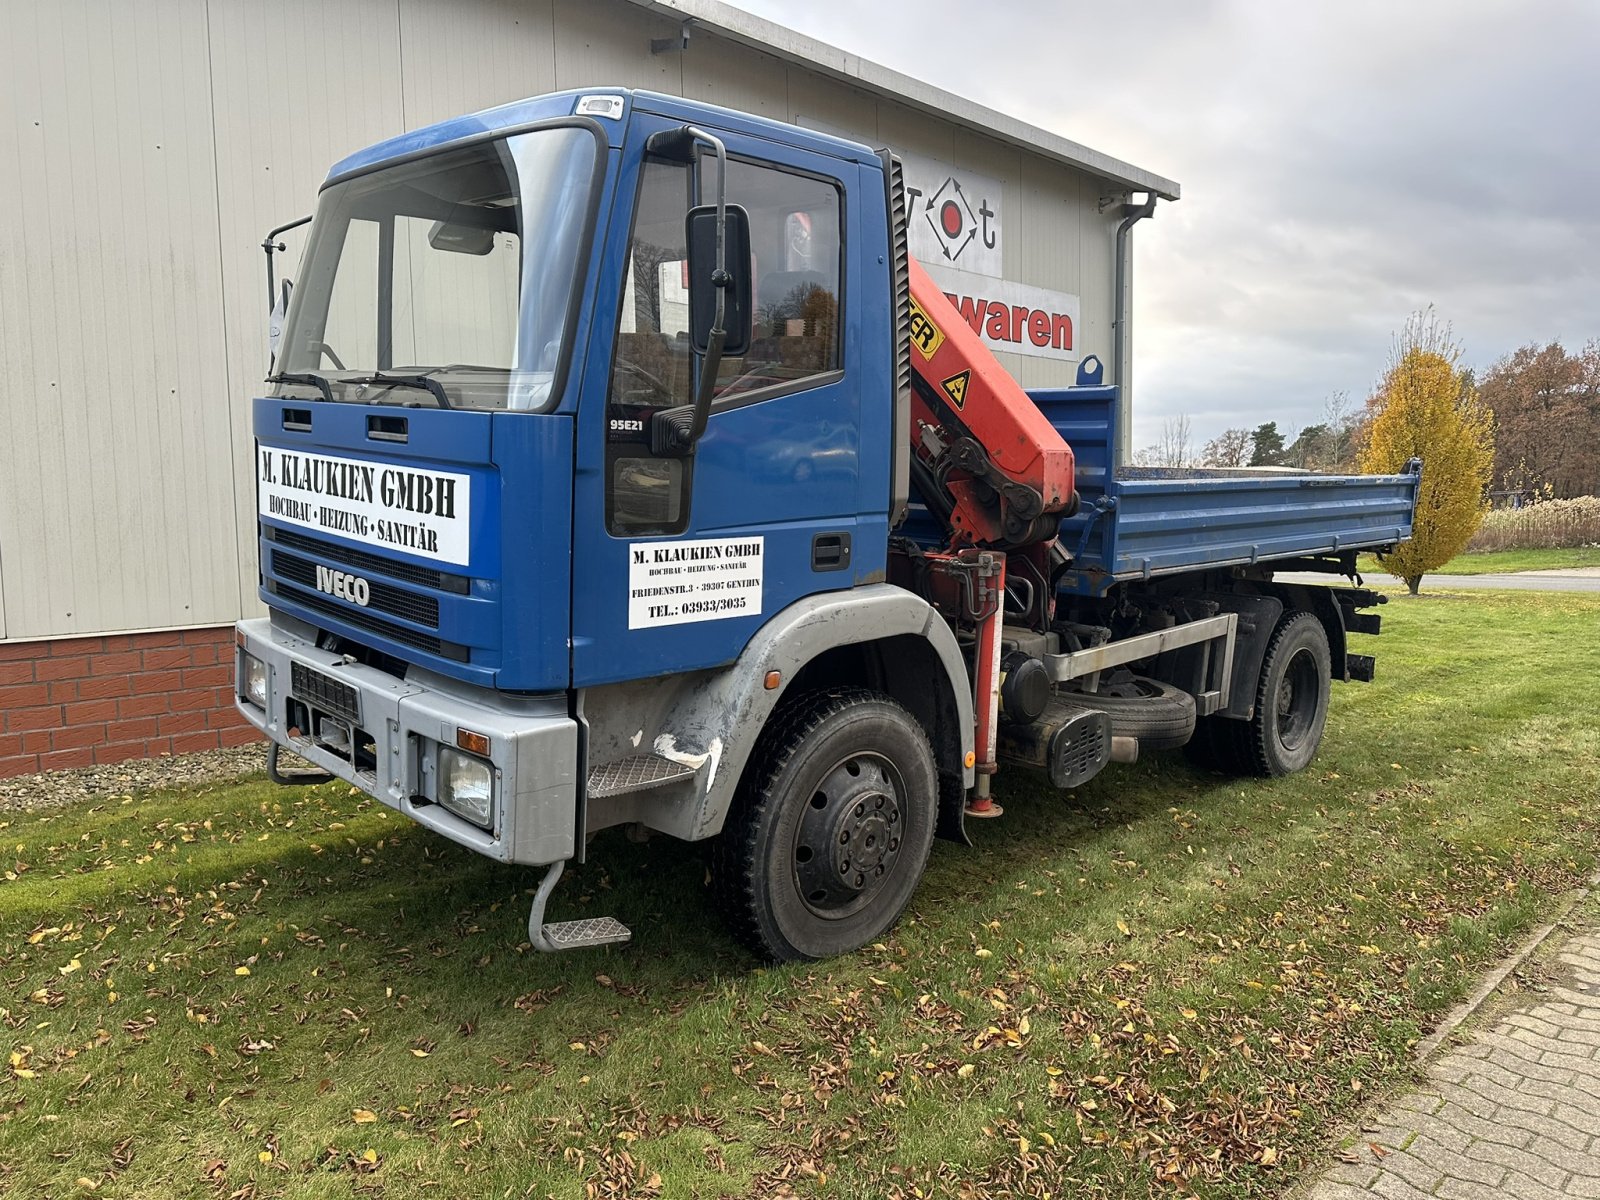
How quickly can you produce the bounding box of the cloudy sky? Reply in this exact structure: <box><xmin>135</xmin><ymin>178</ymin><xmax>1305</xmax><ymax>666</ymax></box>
<box><xmin>736</xmin><ymin>0</ymin><xmax>1600</xmax><ymax>451</ymax></box>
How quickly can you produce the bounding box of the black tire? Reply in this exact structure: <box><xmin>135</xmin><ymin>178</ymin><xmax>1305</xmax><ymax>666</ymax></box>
<box><xmin>712</xmin><ymin>688</ymin><xmax>938</xmax><ymax>962</ymax></box>
<box><xmin>1223</xmin><ymin>610</ymin><xmax>1331</xmax><ymax>777</ymax></box>
<box><xmin>1067</xmin><ymin>675</ymin><xmax>1197</xmax><ymax>751</ymax></box>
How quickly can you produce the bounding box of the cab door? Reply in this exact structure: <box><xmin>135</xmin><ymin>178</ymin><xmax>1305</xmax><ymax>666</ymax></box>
<box><xmin>569</xmin><ymin>115</ymin><xmax>876</xmax><ymax>687</ymax></box>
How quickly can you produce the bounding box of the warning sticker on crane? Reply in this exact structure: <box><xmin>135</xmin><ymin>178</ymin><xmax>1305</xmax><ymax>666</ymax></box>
<box><xmin>908</xmin><ymin>296</ymin><xmax>945</xmax><ymax>360</ymax></box>
<box><xmin>940</xmin><ymin>370</ymin><xmax>971</xmax><ymax>410</ymax></box>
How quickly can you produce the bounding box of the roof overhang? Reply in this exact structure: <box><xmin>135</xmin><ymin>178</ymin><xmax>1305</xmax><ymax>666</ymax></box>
<box><xmin>623</xmin><ymin>0</ymin><xmax>1181</xmax><ymax>201</ymax></box>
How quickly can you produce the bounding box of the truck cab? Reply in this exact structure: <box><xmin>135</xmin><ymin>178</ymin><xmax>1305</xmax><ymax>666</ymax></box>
<box><xmin>237</xmin><ymin>88</ymin><xmax>1418</xmax><ymax>961</ymax></box>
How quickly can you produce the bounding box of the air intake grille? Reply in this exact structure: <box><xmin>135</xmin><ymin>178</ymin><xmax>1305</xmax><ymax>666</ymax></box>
<box><xmin>270</xmin><ymin>548</ymin><xmax>440</xmax><ymax>628</ymax></box>
<box><xmin>290</xmin><ymin>662</ymin><xmax>360</xmax><ymax>724</ymax></box>
<box><xmin>877</xmin><ymin>148</ymin><xmax>912</xmax><ymax>526</ymax></box>
<box><xmin>268</xmin><ymin>580</ymin><xmax>470</xmax><ymax>662</ymax></box>
<box><xmin>264</xmin><ymin>526</ymin><xmax>469</xmax><ymax>594</ymax></box>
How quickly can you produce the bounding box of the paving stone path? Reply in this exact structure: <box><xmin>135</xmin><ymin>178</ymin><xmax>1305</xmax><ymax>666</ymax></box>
<box><xmin>1306</xmin><ymin>929</ymin><xmax>1600</xmax><ymax>1199</ymax></box>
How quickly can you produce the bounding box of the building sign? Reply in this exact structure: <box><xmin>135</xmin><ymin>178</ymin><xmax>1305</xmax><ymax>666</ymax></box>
<box><xmin>923</xmin><ymin>266</ymin><xmax>1080</xmax><ymax>364</ymax></box>
<box><xmin>796</xmin><ymin>124</ymin><xmax>1083</xmax><ymax>365</ymax></box>
<box><xmin>257</xmin><ymin>446</ymin><xmax>472</xmax><ymax>566</ymax></box>
<box><xmin>902</xmin><ymin>153</ymin><xmax>1004</xmax><ymax>278</ymax></box>
<box><xmin>902</xmin><ymin>153</ymin><xmax>1079</xmax><ymax>363</ymax></box>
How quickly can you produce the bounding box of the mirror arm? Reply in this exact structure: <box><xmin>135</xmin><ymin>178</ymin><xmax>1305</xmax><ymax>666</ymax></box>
<box><xmin>681</xmin><ymin>125</ymin><xmax>729</xmax><ymax>450</ymax></box>
<box><xmin>261</xmin><ymin>215</ymin><xmax>312</xmax><ymax>312</ymax></box>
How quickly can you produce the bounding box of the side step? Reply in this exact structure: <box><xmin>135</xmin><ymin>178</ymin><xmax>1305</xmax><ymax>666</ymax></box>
<box><xmin>527</xmin><ymin>861</ymin><xmax>631</xmax><ymax>952</ymax></box>
<box><xmin>586</xmin><ymin>752</ymin><xmax>696</xmax><ymax>800</ymax></box>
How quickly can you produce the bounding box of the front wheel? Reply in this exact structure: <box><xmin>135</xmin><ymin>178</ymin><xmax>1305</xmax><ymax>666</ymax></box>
<box><xmin>712</xmin><ymin>689</ymin><xmax>938</xmax><ymax>962</ymax></box>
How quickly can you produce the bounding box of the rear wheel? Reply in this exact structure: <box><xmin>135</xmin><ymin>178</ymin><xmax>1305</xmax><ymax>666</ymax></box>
<box><xmin>712</xmin><ymin>689</ymin><xmax>938</xmax><ymax>962</ymax></box>
<box><xmin>1207</xmin><ymin>611</ymin><xmax>1331</xmax><ymax>777</ymax></box>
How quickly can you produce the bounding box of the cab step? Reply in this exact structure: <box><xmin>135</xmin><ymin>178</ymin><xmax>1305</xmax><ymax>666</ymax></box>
<box><xmin>586</xmin><ymin>752</ymin><xmax>696</xmax><ymax>799</ymax></box>
<box><xmin>527</xmin><ymin>860</ymin><xmax>631</xmax><ymax>953</ymax></box>
<box><xmin>538</xmin><ymin>916</ymin><xmax>632</xmax><ymax>950</ymax></box>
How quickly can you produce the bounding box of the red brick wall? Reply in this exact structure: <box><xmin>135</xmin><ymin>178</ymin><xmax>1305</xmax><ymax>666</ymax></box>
<box><xmin>0</xmin><ymin>626</ymin><xmax>262</xmax><ymax>779</ymax></box>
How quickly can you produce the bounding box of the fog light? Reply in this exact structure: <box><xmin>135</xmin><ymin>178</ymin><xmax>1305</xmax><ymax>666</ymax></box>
<box><xmin>242</xmin><ymin>652</ymin><xmax>268</xmax><ymax>709</ymax></box>
<box><xmin>438</xmin><ymin>746</ymin><xmax>494</xmax><ymax>828</ymax></box>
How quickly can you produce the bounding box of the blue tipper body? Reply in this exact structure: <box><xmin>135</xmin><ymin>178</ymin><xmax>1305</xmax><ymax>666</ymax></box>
<box><xmin>1034</xmin><ymin>385</ymin><xmax>1420</xmax><ymax>596</ymax></box>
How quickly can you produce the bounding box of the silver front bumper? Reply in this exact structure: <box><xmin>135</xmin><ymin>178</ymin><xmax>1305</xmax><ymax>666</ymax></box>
<box><xmin>234</xmin><ymin>615</ymin><xmax>577</xmax><ymax>866</ymax></box>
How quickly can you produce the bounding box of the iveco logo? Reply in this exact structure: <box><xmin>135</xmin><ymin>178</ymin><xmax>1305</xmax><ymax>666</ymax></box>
<box><xmin>315</xmin><ymin>565</ymin><xmax>371</xmax><ymax>607</ymax></box>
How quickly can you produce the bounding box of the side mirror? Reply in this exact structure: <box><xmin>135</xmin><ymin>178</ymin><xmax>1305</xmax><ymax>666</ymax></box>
<box><xmin>686</xmin><ymin>204</ymin><xmax>751</xmax><ymax>358</ymax></box>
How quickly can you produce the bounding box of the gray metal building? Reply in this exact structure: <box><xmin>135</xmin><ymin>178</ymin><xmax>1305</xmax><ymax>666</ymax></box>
<box><xmin>0</xmin><ymin>0</ymin><xmax>1176</xmax><ymax>654</ymax></box>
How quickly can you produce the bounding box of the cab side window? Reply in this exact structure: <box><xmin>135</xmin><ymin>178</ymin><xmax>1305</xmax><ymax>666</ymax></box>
<box><xmin>606</xmin><ymin>151</ymin><xmax>844</xmax><ymax>536</ymax></box>
<box><xmin>610</xmin><ymin>157</ymin><xmax>696</xmax><ymax>412</ymax></box>
<box><xmin>707</xmin><ymin>159</ymin><xmax>843</xmax><ymax>401</ymax></box>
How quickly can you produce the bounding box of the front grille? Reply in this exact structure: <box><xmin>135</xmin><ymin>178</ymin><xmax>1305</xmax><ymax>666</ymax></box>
<box><xmin>290</xmin><ymin>662</ymin><xmax>360</xmax><ymax>724</ymax></box>
<box><xmin>270</xmin><ymin>548</ymin><xmax>440</xmax><ymax>628</ymax></box>
<box><xmin>268</xmin><ymin>580</ymin><xmax>470</xmax><ymax>662</ymax></box>
<box><xmin>265</xmin><ymin>526</ymin><xmax>470</xmax><ymax>594</ymax></box>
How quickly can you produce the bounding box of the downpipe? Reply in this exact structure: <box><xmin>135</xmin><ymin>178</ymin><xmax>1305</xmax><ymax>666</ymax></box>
<box><xmin>1111</xmin><ymin>192</ymin><xmax>1157</xmax><ymax>459</ymax></box>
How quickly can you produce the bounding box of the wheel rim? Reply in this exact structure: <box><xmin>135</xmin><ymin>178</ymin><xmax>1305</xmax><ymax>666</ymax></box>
<box><xmin>791</xmin><ymin>751</ymin><xmax>907</xmax><ymax>920</ymax></box>
<box><xmin>1275</xmin><ymin>647</ymin><xmax>1320</xmax><ymax>751</ymax></box>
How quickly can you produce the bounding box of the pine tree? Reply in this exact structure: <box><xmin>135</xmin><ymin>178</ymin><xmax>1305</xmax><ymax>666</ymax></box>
<box><xmin>1358</xmin><ymin>310</ymin><xmax>1495</xmax><ymax>594</ymax></box>
<box><xmin>1248</xmin><ymin>422</ymin><xmax>1287</xmax><ymax>466</ymax></box>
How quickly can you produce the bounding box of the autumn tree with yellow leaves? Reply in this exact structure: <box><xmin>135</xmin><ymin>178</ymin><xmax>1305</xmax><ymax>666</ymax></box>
<box><xmin>1358</xmin><ymin>309</ymin><xmax>1495</xmax><ymax>594</ymax></box>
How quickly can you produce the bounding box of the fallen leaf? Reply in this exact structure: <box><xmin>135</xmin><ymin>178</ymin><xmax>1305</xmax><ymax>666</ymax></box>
<box><xmin>234</xmin><ymin>966</ymin><xmax>251</xmax><ymax>977</ymax></box>
<box><xmin>957</xmin><ymin>1063</ymin><xmax>975</xmax><ymax>1078</ymax></box>
<box><xmin>352</xmin><ymin>1108</ymin><xmax>378</xmax><ymax>1124</ymax></box>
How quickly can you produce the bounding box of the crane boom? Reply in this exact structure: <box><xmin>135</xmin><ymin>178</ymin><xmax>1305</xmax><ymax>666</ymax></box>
<box><xmin>905</xmin><ymin>256</ymin><xmax>1079</xmax><ymax>549</ymax></box>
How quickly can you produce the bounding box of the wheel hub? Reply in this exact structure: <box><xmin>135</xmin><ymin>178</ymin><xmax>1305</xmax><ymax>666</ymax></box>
<box><xmin>1275</xmin><ymin>647</ymin><xmax>1319</xmax><ymax>750</ymax></box>
<box><xmin>793</xmin><ymin>754</ymin><xmax>905</xmax><ymax>918</ymax></box>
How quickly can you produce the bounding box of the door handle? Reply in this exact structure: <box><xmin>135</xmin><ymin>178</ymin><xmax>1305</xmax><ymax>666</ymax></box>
<box><xmin>811</xmin><ymin>532</ymin><xmax>851</xmax><ymax>572</ymax></box>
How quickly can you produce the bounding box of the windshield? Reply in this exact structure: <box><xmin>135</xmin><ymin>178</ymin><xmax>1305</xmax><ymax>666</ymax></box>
<box><xmin>274</xmin><ymin>124</ymin><xmax>599</xmax><ymax>411</ymax></box>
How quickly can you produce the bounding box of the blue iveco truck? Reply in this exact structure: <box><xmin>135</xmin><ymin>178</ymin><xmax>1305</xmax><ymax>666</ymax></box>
<box><xmin>237</xmin><ymin>88</ymin><xmax>1420</xmax><ymax>961</ymax></box>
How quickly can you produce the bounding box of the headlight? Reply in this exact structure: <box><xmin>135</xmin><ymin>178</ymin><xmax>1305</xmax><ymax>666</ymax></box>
<box><xmin>438</xmin><ymin>747</ymin><xmax>494</xmax><ymax>828</ymax></box>
<box><xmin>242</xmin><ymin>653</ymin><xmax>268</xmax><ymax>709</ymax></box>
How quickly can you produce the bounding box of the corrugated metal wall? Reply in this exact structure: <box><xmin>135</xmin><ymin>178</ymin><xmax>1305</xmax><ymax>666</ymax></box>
<box><xmin>0</xmin><ymin>0</ymin><xmax>1120</xmax><ymax>643</ymax></box>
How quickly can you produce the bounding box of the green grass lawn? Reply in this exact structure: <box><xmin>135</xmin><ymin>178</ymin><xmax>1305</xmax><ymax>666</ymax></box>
<box><xmin>1361</xmin><ymin>546</ymin><xmax>1600</xmax><ymax>576</ymax></box>
<box><xmin>3</xmin><ymin>592</ymin><xmax>1598</xmax><ymax>1198</ymax></box>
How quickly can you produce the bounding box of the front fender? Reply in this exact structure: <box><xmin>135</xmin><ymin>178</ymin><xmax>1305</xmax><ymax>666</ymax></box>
<box><xmin>658</xmin><ymin>584</ymin><xmax>974</xmax><ymax>841</ymax></box>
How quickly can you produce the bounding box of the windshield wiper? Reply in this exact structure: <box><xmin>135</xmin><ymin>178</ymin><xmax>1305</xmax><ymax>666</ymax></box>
<box><xmin>352</xmin><ymin>372</ymin><xmax>453</xmax><ymax>410</ymax></box>
<box><xmin>268</xmin><ymin>371</ymin><xmax>335</xmax><ymax>404</ymax></box>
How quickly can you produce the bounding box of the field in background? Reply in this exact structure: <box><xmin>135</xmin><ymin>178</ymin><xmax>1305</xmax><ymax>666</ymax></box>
<box><xmin>1467</xmin><ymin>495</ymin><xmax>1600</xmax><ymax>553</ymax></box>
<box><xmin>2</xmin><ymin>592</ymin><xmax>1598</xmax><ymax>1199</ymax></box>
<box><xmin>1361</xmin><ymin>546</ymin><xmax>1600</xmax><ymax>576</ymax></box>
